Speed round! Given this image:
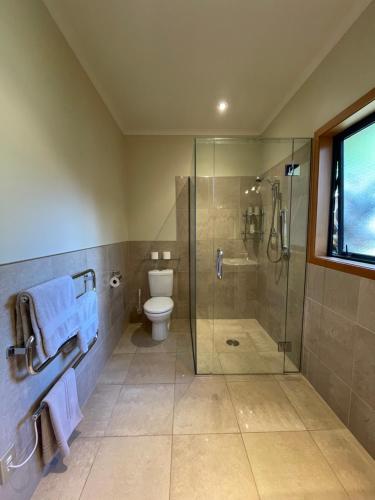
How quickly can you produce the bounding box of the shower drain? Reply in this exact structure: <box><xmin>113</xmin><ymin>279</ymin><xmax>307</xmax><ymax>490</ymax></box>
<box><xmin>226</xmin><ymin>339</ymin><xmax>240</xmax><ymax>347</ymax></box>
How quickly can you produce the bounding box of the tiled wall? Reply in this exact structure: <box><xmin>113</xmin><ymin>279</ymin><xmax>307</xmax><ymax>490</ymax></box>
<box><xmin>195</xmin><ymin>176</ymin><xmax>260</xmax><ymax>320</ymax></box>
<box><xmin>0</xmin><ymin>242</ymin><xmax>129</xmax><ymax>500</ymax></box>
<box><xmin>303</xmin><ymin>264</ymin><xmax>375</xmax><ymax>457</ymax></box>
<box><xmin>124</xmin><ymin>177</ymin><xmax>190</xmax><ymax>323</ymax></box>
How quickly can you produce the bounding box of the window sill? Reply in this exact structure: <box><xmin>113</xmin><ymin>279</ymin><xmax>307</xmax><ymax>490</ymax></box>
<box><xmin>309</xmin><ymin>254</ymin><xmax>375</xmax><ymax>280</ymax></box>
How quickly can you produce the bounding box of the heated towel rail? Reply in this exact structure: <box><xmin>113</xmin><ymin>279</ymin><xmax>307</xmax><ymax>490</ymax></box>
<box><xmin>7</xmin><ymin>269</ymin><xmax>98</xmax><ymax>376</ymax></box>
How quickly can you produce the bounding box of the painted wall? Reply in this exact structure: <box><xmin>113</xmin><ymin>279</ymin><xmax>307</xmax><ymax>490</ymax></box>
<box><xmin>0</xmin><ymin>0</ymin><xmax>128</xmax><ymax>265</ymax></box>
<box><xmin>124</xmin><ymin>136</ymin><xmax>193</xmax><ymax>241</ymax></box>
<box><xmin>263</xmin><ymin>1</ymin><xmax>375</xmax><ymax>138</ymax></box>
<box><xmin>263</xmin><ymin>1</ymin><xmax>375</xmax><ymax>457</ymax></box>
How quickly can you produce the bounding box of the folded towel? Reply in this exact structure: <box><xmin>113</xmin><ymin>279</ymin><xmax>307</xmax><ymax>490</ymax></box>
<box><xmin>77</xmin><ymin>290</ymin><xmax>98</xmax><ymax>353</ymax></box>
<box><xmin>41</xmin><ymin>368</ymin><xmax>83</xmax><ymax>464</ymax></box>
<box><xmin>16</xmin><ymin>276</ymin><xmax>80</xmax><ymax>364</ymax></box>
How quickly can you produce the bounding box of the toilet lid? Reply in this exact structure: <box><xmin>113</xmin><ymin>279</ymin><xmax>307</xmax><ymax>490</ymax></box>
<box><xmin>144</xmin><ymin>297</ymin><xmax>174</xmax><ymax>314</ymax></box>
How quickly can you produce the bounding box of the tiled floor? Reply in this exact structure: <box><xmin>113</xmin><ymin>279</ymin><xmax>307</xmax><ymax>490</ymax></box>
<box><xmin>33</xmin><ymin>321</ymin><xmax>375</xmax><ymax>500</ymax></box>
<box><xmin>196</xmin><ymin>319</ymin><xmax>297</xmax><ymax>374</ymax></box>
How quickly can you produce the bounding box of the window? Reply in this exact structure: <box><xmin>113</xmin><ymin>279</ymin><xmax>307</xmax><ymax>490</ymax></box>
<box><xmin>328</xmin><ymin>113</ymin><xmax>375</xmax><ymax>264</ymax></box>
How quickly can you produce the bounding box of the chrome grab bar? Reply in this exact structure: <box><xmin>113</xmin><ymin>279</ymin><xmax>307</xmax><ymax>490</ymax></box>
<box><xmin>216</xmin><ymin>248</ymin><xmax>224</xmax><ymax>280</ymax></box>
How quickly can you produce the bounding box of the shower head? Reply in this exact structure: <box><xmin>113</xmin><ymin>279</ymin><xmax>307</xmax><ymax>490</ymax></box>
<box><xmin>250</xmin><ymin>176</ymin><xmax>262</xmax><ymax>194</ymax></box>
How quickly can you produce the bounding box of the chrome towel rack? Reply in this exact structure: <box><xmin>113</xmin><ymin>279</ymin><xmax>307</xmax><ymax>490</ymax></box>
<box><xmin>7</xmin><ymin>269</ymin><xmax>98</xmax><ymax>376</ymax></box>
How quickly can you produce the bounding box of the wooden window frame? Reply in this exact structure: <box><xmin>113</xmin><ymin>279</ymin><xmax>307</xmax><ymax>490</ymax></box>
<box><xmin>308</xmin><ymin>88</ymin><xmax>375</xmax><ymax>280</ymax></box>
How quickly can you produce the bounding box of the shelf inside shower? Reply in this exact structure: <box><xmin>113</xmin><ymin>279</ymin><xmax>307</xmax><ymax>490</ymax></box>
<box><xmin>223</xmin><ymin>257</ymin><xmax>258</xmax><ymax>267</ymax></box>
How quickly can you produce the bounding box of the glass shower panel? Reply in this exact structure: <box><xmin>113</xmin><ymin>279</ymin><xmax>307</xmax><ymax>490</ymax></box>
<box><xmin>253</xmin><ymin>139</ymin><xmax>294</xmax><ymax>374</ymax></box>
<box><xmin>194</xmin><ymin>139</ymin><xmax>216</xmax><ymax>373</ymax></box>
<box><xmin>284</xmin><ymin>139</ymin><xmax>311</xmax><ymax>371</ymax></box>
<box><xmin>192</xmin><ymin>137</ymin><xmax>311</xmax><ymax>375</ymax></box>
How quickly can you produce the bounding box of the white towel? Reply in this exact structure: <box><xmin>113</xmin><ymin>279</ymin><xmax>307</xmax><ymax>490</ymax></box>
<box><xmin>16</xmin><ymin>276</ymin><xmax>80</xmax><ymax>364</ymax></box>
<box><xmin>77</xmin><ymin>290</ymin><xmax>98</xmax><ymax>353</ymax></box>
<box><xmin>41</xmin><ymin>368</ymin><xmax>83</xmax><ymax>464</ymax></box>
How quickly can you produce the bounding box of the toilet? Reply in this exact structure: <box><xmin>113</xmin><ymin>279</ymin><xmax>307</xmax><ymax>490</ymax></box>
<box><xmin>143</xmin><ymin>269</ymin><xmax>174</xmax><ymax>341</ymax></box>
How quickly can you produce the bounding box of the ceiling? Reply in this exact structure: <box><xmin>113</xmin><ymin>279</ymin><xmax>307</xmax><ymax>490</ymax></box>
<box><xmin>44</xmin><ymin>0</ymin><xmax>371</xmax><ymax>136</ymax></box>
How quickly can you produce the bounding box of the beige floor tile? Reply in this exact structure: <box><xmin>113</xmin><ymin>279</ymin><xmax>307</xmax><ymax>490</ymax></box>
<box><xmin>175</xmin><ymin>352</ymin><xmax>195</xmax><ymax>383</ymax></box>
<box><xmin>77</xmin><ymin>384</ymin><xmax>122</xmax><ymax>437</ymax></box>
<box><xmin>173</xmin><ymin>378</ymin><xmax>239</xmax><ymax>434</ymax></box>
<box><xmin>170</xmin><ymin>318</ymin><xmax>190</xmax><ymax>332</ymax></box>
<box><xmin>196</xmin><ymin>327</ymin><xmax>213</xmax><ymax>353</ymax></box>
<box><xmin>125</xmin><ymin>353</ymin><xmax>176</xmax><ymax>383</ymax></box>
<box><xmin>239</xmin><ymin>319</ymin><xmax>265</xmax><ymax>331</ymax></box>
<box><xmin>32</xmin><ymin>437</ymin><xmax>101</xmax><ymax>500</ymax></box>
<box><xmin>196</xmin><ymin>352</ymin><xmax>222</xmax><ymax>374</ymax></box>
<box><xmin>213</xmin><ymin>330</ymin><xmax>256</xmax><ymax>353</ymax></box>
<box><xmin>228</xmin><ymin>379</ymin><xmax>305</xmax><ymax>432</ymax></box>
<box><xmin>176</xmin><ymin>331</ymin><xmax>192</xmax><ymax>353</ymax></box>
<box><xmin>277</xmin><ymin>376</ymin><xmax>344</xmax><ymax>430</ymax></box>
<box><xmin>196</xmin><ymin>318</ymin><xmax>214</xmax><ymax>333</ymax></box>
<box><xmin>213</xmin><ymin>319</ymin><xmax>247</xmax><ymax>333</ymax></box>
<box><xmin>97</xmin><ymin>353</ymin><xmax>134</xmax><ymax>384</ymax></box>
<box><xmin>219</xmin><ymin>352</ymin><xmax>269</xmax><ymax>374</ymax></box>
<box><xmin>225</xmin><ymin>374</ymin><xmax>275</xmax><ymax>383</ymax></box>
<box><xmin>171</xmin><ymin>434</ymin><xmax>259</xmax><ymax>500</ymax></box>
<box><xmin>113</xmin><ymin>330</ymin><xmax>137</xmax><ymax>354</ymax></box>
<box><xmin>311</xmin><ymin>429</ymin><xmax>375</xmax><ymax>499</ymax></box>
<box><xmin>247</xmin><ymin>328</ymin><xmax>277</xmax><ymax>352</ymax></box>
<box><xmin>260</xmin><ymin>351</ymin><xmax>293</xmax><ymax>373</ymax></box>
<box><xmin>107</xmin><ymin>384</ymin><xmax>174</xmax><ymax>436</ymax></box>
<box><xmin>136</xmin><ymin>331</ymin><xmax>177</xmax><ymax>353</ymax></box>
<box><xmin>243</xmin><ymin>431</ymin><xmax>348</xmax><ymax>499</ymax></box>
<box><xmin>80</xmin><ymin>436</ymin><xmax>171</xmax><ymax>500</ymax></box>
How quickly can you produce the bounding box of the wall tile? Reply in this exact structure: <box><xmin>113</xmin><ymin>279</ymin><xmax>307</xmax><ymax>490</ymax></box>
<box><xmin>213</xmin><ymin>176</ymin><xmax>240</xmax><ymax>209</ymax></box>
<box><xmin>0</xmin><ymin>243</ymin><xmax>128</xmax><ymax>500</ymax></box>
<box><xmin>349</xmin><ymin>392</ymin><xmax>375</xmax><ymax>458</ymax></box>
<box><xmin>307</xmin><ymin>353</ymin><xmax>351</xmax><ymax>424</ymax></box>
<box><xmin>302</xmin><ymin>298</ymin><xmax>321</xmax><ymax>355</ymax></box>
<box><xmin>211</xmin><ymin>209</ymin><xmax>239</xmax><ymax>239</ymax></box>
<box><xmin>305</xmin><ymin>264</ymin><xmax>325</xmax><ymax>303</ymax></box>
<box><xmin>175</xmin><ymin>176</ymin><xmax>189</xmax><ymax>211</ymax></box>
<box><xmin>323</xmin><ymin>268</ymin><xmax>360</xmax><ymax>321</ymax></box>
<box><xmin>352</xmin><ymin>325</ymin><xmax>375</xmax><ymax>409</ymax></box>
<box><xmin>357</xmin><ymin>278</ymin><xmax>375</xmax><ymax>333</ymax></box>
<box><xmin>319</xmin><ymin>306</ymin><xmax>356</xmax><ymax>385</ymax></box>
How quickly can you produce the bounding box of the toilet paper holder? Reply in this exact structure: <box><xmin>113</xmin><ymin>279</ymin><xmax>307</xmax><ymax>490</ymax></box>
<box><xmin>110</xmin><ymin>271</ymin><xmax>123</xmax><ymax>288</ymax></box>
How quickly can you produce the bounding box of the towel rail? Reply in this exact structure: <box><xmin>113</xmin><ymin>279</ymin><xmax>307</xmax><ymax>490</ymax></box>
<box><xmin>7</xmin><ymin>269</ymin><xmax>98</xmax><ymax>376</ymax></box>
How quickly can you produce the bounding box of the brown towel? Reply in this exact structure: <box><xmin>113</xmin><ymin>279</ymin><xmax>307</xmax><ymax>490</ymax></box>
<box><xmin>40</xmin><ymin>407</ymin><xmax>58</xmax><ymax>465</ymax></box>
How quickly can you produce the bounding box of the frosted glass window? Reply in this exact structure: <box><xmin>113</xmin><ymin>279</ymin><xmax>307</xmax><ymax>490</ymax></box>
<box><xmin>329</xmin><ymin>115</ymin><xmax>375</xmax><ymax>264</ymax></box>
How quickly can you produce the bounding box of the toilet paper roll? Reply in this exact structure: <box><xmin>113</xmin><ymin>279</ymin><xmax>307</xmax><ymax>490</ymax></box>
<box><xmin>151</xmin><ymin>251</ymin><xmax>159</xmax><ymax>260</ymax></box>
<box><xmin>110</xmin><ymin>276</ymin><xmax>121</xmax><ymax>288</ymax></box>
<box><xmin>163</xmin><ymin>251</ymin><xmax>171</xmax><ymax>260</ymax></box>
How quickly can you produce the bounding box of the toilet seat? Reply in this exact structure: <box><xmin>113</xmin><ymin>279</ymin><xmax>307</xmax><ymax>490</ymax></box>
<box><xmin>144</xmin><ymin>297</ymin><xmax>174</xmax><ymax>314</ymax></box>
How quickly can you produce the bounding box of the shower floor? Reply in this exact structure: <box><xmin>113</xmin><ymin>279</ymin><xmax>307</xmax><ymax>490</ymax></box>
<box><xmin>196</xmin><ymin>319</ymin><xmax>297</xmax><ymax>374</ymax></box>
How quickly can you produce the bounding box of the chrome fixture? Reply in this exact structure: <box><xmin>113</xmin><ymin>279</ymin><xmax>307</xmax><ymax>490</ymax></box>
<box><xmin>216</xmin><ymin>248</ymin><xmax>224</xmax><ymax>279</ymax></box>
<box><xmin>266</xmin><ymin>179</ymin><xmax>289</xmax><ymax>262</ymax></box>
<box><xmin>250</xmin><ymin>176</ymin><xmax>262</xmax><ymax>194</ymax></box>
<box><xmin>7</xmin><ymin>269</ymin><xmax>98</xmax><ymax>375</ymax></box>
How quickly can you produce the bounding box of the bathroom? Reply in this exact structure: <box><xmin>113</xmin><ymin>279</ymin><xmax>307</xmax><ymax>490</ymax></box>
<box><xmin>0</xmin><ymin>1</ymin><xmax>374</xmax><ymax>499</ymax></box>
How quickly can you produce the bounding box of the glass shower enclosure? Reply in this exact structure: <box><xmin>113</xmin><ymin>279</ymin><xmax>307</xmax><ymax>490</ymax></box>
<box><xmin>189</xmin><ymin>137</ymin><xmax>311</xmax><ymax>375</ymax></box>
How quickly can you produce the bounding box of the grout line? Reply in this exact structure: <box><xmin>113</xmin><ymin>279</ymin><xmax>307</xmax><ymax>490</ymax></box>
<box><xmin>78</xmin><ymin>436</ymin><xmax>103</xmax><ymax>500</ymax></box>
<box><xmin>224</xmin><ymin>375</ymin><xmax>262</xmax><ymax>499</ymax></box>
<box><xmin>273</xmin><ymin>376</ymin><xmax>307</xmax><ymax>430</ymax></box>
<box><xmin>169</xmin><ymin>381</ymin><xmax>176</xmax><ymax>500</ymax></box>
<box><xmin>307</xmin><ymin>430</ymin><xmax>351</xmax><ymax>498</ymax></box>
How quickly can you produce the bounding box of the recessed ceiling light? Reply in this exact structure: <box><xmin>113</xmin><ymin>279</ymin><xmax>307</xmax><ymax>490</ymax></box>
<box><xmin>217</xmin><ymin>100</ymin><xmax>228</xmax><ymax>113</ymax></box>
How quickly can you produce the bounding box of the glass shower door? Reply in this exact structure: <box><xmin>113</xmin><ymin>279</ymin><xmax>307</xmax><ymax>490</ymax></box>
<box><xmin>192</xmin><ymin>137</ymin><xmax>311</xmax><ymax>375</ymax></box>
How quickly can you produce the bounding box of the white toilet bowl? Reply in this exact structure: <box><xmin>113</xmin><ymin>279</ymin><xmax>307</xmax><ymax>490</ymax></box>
<box><xmin>144</xmin><ymin>296</ymin><xmax>174</xmax><ymax>341</ymax></box>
